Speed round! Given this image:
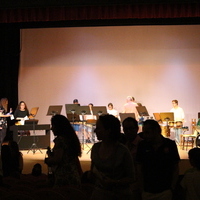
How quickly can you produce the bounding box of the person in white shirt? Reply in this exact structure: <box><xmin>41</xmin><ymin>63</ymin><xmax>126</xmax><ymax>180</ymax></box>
<box><xmin>170</xmin><ymin>100</ymin><xmax>185</xmax><ymax>122</ymax></box>
<box><xmin>107</xmin><ymin>103</ymin><xmax>118</xmax><ymax>118</ymax></box>
<box><xmin>170</xmin><ymin>99</ymin><xmax>185</xmax><ymax>143</ymax></box>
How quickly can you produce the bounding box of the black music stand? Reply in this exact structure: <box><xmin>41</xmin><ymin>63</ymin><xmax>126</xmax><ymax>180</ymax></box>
<box><xmin>27</xmin><ymin>107</ymin><xmax>42</xmax><ymax>154</ymax></box>
<box><xmin>47</xmin><ymin>105</ymin><xmax>63</xmax><ymax>116</ymax></box>
<box><xmin>77</xmin><ymin>106</ymin><xmax>91</xmax><ymax>150</ymax></box>
<box><xmin>92</xmin><ymin>106</ymin><xmax>108</xmax><ymax>119</ymax></box>
<box><xmin>136</xmin><ymin>106</ymin><xmax>149</xmax><ymax>117</ymax></box>
<box><xmin>65</xmin><ymin>104</ymin><xmax>80</xmax><ymax>123</ymax></box>
<box><xmin>119</xmin><ymin>113</ymin><xmax>136</xmax><ymax>123</ymax></box>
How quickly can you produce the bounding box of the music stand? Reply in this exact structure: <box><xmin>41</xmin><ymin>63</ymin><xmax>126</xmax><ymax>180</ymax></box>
<box><xmin>153</xmin><ymin>113</ymin><xmax>162</xmax><ymax>123</ymax></box>
<box><xmin>29</xmin><ymin>107</ymin><xmax>39</xmax><ymax>119</ymax></box>
<box><xmin>77</xmin><ymin>106</ymin><xmax>91</xmax><ymax>150</ymax></box>
<box><xmin>27</xmin><ymin>107</ymin><xmax>42</xmax><ymax>154</ymax></box>
<box><xmin>136</xmin><ymin>106</ymin><xmax>149</xmax><ymax>116</ymax></box>
<box><xmin>160</xmin><ymin>112</ymin><xmax>174</xmax><ymax>122</ymax></box>
<box><xmin>65</xmin><ymin>104</ymin><xmax>80</xmax><ymax>123</ymax></box>
<box><xmin>160</xmin><ymin>112</ymin><xmax>174</xmax><ymax>137</ymax></box>
<box><xmin>119</xmin><ymin>113</ymin><xmax>136</xmax><ymax>123</ymax></box>
<box><xmin>92</xmin><ymin>106</ymin><xmax>107</xmax><ymax>119</ymax></box>
<box><xmin>47</xmin><ymin>105</ymin><xmax>63</xmax><ymax>116</ymax></box>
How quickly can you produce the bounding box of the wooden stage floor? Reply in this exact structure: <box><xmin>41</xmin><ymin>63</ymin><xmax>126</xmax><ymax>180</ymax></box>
<box><xmin>22</xmin><ymin>142</ymin><xmax>192</xmax><ymax>176</ymax></box>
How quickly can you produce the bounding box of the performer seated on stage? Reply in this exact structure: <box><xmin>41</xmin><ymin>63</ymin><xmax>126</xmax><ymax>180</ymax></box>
<box><xmin>107</xmin><ymin>103</ymin><xmax>118</xmax><ymax>118</ymax></box>
<box><xmin>14</xmin><ymin>101</ymin><xmax>30</xmax><ymax>135</ymax></box>
<box><xmin>14</xmin><ymin>101</ymin><xmax>30</xmax><ymax>124</ymax></box>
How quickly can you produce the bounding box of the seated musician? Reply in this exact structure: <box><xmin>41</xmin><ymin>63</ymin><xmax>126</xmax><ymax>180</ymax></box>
<box><xmin>107</xmin><ymin>103</ymin><xmax>118</xmax><ymax>118</ymax></box>
<box><xmin>14</xmin><ymin>101</ymin><xmax>30</xmax><ymax>135</ymax></box>
<box><xmin>14</xmin><ymin>101</ymin><xmax>30</xmax><ymax>125</ymax></box>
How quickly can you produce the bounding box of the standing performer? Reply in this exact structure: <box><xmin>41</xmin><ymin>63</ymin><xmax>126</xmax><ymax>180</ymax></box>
<box><xmin>123</xmin><ymin>96</ymin><xmax>139</xmax><ymax>120</ymax></box>
<box><xmin>170</xmin><ymin>100</ymin><xmax>185</xmax><ymax>144</ymax></box>
<box><xmin>0</xmin><ymin>98</ymin><xmax>12</xmax><ymax>143</ymax></box>
<box><xmin>170</xmin><ymin>100</ymin><xmax>185</xmax><ymax>122</ymax></box>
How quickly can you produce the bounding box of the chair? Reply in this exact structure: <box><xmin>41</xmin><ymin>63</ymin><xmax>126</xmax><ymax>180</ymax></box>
<box><xmin>182</xmin><ymin>129</ymin><xmax>198</xmax><ymax>150</ymax></box>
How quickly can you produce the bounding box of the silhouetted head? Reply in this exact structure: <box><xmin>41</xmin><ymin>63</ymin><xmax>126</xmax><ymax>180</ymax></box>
<box><xmin>51</xmin><ymin>114</ymin><xmax>82</xmax><ymax>157</ymax></box>
<box><xmin>142</xmin><ymin>119</ymin><xmax>162</xmax><ymax>143</ymax></box>
<box><xmin>31</xmin><ymin>163</ymin><xmax>42</xmax><ymax>176</ymax></box>
<box><xmin>95</xmin><ymin>114</ymin><xmax>121</xmax><ymax>142</ymax></box>
<box><xmin>51</xmin><ymin>114</ymin><xmax>74</xmax><ymax>136</ymax></box>
<box><xmin>188</xmin><ymin>147</ymin><xmax>200</xmax><ymax>170</ymax></box>
<box><xmin>123</xmin><ymin>117</ymin><xmax>139</xmax><ymax>141</ymax></box>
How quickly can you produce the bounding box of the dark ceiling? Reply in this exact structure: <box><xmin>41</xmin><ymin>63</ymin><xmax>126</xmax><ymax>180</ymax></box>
<box><xmin>0</xmin><ymin>0</ymin><xmax>199</xmax><ymax>9</ymax></box>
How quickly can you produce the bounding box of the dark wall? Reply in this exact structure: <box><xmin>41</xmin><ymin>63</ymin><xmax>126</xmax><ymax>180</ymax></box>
<box><xmin>0</xmin><ymin>27</ymin><xmax>20</xmax><ymax>109</ymax></box>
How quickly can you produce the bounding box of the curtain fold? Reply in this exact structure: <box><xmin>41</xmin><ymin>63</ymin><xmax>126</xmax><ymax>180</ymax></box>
<box><xmin>0</xmin><ymin>3</ymin><xmax>199</xmax><ymax>23</ymax></box>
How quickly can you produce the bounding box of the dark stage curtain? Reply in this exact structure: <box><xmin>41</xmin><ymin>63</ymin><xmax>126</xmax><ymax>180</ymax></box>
<box><xmin>0</xmin><ymin>3</ymin><xmax>200</xmax><ymax>23</ymax></box>
<box><xmin>0</xmin><ymin>28</ymin><xmax>20</xmax><ymax>109</ymax></box>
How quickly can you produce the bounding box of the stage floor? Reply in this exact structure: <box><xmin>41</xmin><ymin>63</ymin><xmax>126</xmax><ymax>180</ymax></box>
<box><xmin>22</xmin><ymin>142</ymin><xmax>192</xmax><ymax>175</ymax></box>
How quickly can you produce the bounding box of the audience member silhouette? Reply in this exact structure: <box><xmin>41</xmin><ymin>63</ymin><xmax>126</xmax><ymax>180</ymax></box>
<box><xmin>181</xmin><ymin>147</ymin><xmax>200</xmax><ymax>200</ymax></box>
<box><xmin>90</xmin><ymin>114</ymin><xmax>135</xmax><ymax>200</ymax></box>
<box><xmin>31</xmin><ymin>163</ymin><xmax>45</xmax><ymax>177</ymax></box>
<box><xmin>44</xmin><ymin>114</ymin><xmax>82</xmax><ymax>188</ymax></box>
<box><xmin>1</xmin><ymin>134</ymin><xmax>23</xmax><ymax>179</ymax></box>
<box><xmin>123</xmin><ymin>117</ymin><xmax>143</xmax><ymax>200</ymax></box>
<box><xmin>136</xmin><ymin>119</ymin><xmax>180</xmax><ymax>200</ymax></box>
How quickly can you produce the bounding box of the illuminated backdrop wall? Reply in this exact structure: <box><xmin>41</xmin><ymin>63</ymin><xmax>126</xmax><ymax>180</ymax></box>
<box><xmin>19</xmin><ymin>25</ymin><xmax>200</xmax><ymax>129</ymax></box>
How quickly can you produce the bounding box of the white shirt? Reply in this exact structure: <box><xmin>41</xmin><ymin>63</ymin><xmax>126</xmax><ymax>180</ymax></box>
<box><xmin>107</xmin><ymin>109</ymin><xmax>118</xmax><ymax>117</ymax></box>
<box><xmin>170</xmin><ymin>106</ymin><xmax>184</xmax><ymax>122</ymax></box>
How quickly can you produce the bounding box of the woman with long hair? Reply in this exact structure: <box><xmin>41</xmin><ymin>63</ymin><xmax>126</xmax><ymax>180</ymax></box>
<box><xmin>45</xmin><ymin>114</ymin><xmax>82</xmax><ymax>188</ymax></box>
<box><xmin>0</xmin><ymin>98</ymin><xmax>12</xmax><ymax>143</ymax></box>
<box><xmin>14</xmin><ymin>101</ymin><xmax>29</xmax><ymax>119</ymax></box>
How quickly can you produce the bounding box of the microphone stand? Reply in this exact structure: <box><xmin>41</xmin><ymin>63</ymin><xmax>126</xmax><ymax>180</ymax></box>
<box><xmin>80</xmin><ymin>111</ymin><xmax>90</xmax><ymax>150</ymax></box>
<box><xmin>27</xmin><ymin>114</ymin><xmax>42</xmax><ymax>154</ymax></box>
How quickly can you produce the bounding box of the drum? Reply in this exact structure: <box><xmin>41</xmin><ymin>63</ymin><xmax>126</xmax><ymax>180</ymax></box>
<box><xmin>168</xmin><ymin>121</ymin><xmax>174</xmax><ymax>128</ymax></box>
<box><xmin>161</xmin><ymin>125</ymin><xmax>170</xmax><ymax>137</ymax></box>
<box><xmin>86</xmin><ymin>119</ymin><xmax>96</xmax><ymax>124</ymax></box>
<box><xmin>175</xmin><ymin>121</ymin><xmax>183</xmax><ymax>128</ymax></box>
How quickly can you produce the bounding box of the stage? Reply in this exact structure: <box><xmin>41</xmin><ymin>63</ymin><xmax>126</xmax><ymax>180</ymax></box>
<box><xmin>22</xmin><ymin>143</ymin><xmax>192</xmax><ymax>176</ymax></box>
